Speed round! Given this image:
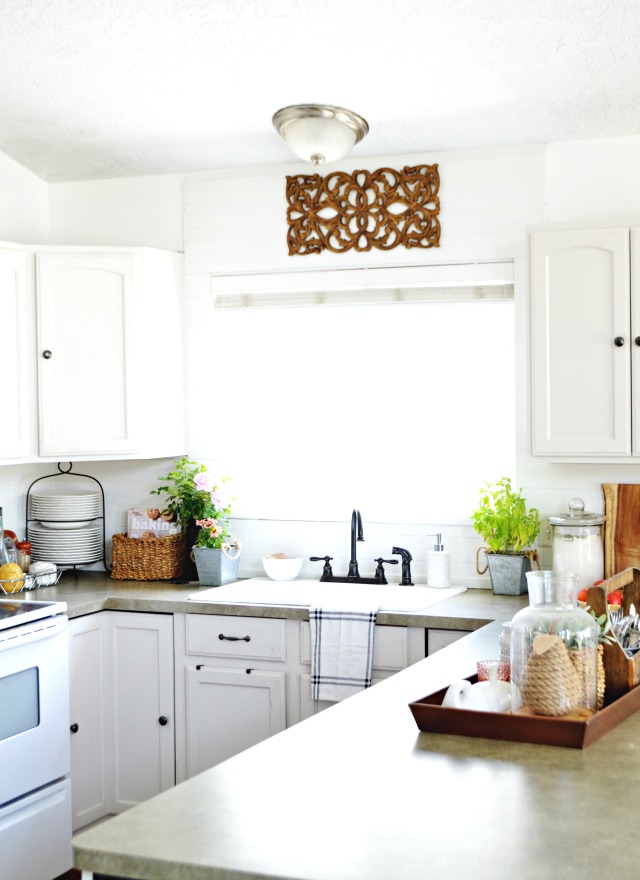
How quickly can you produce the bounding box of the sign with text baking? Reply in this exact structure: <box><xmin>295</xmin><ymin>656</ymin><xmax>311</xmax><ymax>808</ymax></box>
<box><xmin>127</xmin><ymin>508</ymin><xmax>181</xmax><ymax>539</ymax></box>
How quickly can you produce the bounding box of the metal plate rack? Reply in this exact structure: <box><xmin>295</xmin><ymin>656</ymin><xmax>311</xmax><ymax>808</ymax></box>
<box><xmin>25</xmin><ymin>462</ymin><xmax>109</xmax><ymax>574</ymax></box>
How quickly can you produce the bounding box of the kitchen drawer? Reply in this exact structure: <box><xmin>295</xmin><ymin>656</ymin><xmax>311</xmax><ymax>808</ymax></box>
<box><xmin>185</xmin><ymin>614</ymin><xmax>286</xmax><ymax>661</ymax></box>
<box><xmin>300</xmin><ymin>621</ymin><xmax>408</xmax><ymax>671</ymax></box>
<box><xmin>427</xmin><ymin>629</ymin><xmax>467</xmax><ymax>655</ymax></box>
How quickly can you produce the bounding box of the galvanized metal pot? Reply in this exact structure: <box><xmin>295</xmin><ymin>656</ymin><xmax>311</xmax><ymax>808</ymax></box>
<box><xmin>192</xmin><ymin>543</ymin><xmax>242</xmax><ymax>587</ymax></box>
<box><xmin>485</xmin><ymin>551</ymin><xmax>533</xmax><ymax>596</ymax></box>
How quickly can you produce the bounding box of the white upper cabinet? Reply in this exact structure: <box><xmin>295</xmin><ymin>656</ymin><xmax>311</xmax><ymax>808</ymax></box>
<box><xmin>0</xmin><ymin>246</ymin><xmax>33</xmax><ymax>463</ymax></box>
<box><xmin>35</xmin><ymin>246</ymin><xmax>186</xmax><ymax>461</ymax></box>
<box><xmin>37</xmin><ymin>251</ymin><xmax>136</xmax><ymax>457</ymax></box>
<box><xmin>530</xmin><ymin>227</ymin><xmax>638</xmax><ymax>458</ymax></box>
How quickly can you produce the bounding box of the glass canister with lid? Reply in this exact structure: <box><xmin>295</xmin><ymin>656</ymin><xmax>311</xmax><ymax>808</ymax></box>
<box><xmin>549</xmin><ymin>497</ymin><xmax>605</xmax><ymax>589</ymax></box>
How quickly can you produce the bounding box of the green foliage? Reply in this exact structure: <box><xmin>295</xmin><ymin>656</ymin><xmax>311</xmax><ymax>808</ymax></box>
<box><xmin>585</xmin><ymin>607</ymin><xmax>616</xmax><ymax>645</ymax></box>
<box><xmin>150</xmin><ymin>457</ymin><xmax>234</xmax><ymax>549</ymax></box>
<box><xmin>471</xmin><ymin>477</ymin><xmax>540</xmax><ymax>554</ymax></box>
<box><xmin>150</xmin><ymin>456</ymin><xmax>213</xmax><ymax>525</ymax></box>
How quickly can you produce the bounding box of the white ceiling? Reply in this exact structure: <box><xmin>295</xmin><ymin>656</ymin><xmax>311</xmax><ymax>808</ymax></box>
<box><xmin>2</xmin><ymin>0</ymin><xmax>640</xmax><ymax>183</ymax></box>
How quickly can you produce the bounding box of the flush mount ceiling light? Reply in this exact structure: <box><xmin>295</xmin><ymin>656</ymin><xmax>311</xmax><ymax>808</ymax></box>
<box><xmin>272</xmin><ymin>104</ymin><xmax>369</xmax><ymax>167</ymax></box>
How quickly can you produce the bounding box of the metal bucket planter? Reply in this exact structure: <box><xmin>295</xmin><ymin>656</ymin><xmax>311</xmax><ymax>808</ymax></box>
<box><xmin>477</xmin><ymin>549</ymin><xmax>538</xmax><ymax>596</ymax></box>
<box><xmin>192</xmin><ymin>541</ymin><xmax>242</xmax><ymax>587</ymax></box>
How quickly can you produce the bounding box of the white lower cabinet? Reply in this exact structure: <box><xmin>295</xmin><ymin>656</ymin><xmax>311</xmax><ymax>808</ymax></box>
<box><xmin>108</xmin><ymin>611</ymin><xmax>175</xmax><ymax>812</ymax></box>
<box><xmin>427</xmin><ymin>629</ymin><xmax>467</xmax><ymax>655</ymax></box>
<box><xmin>68</xmin><ymin>614</ymin><xmax>109</xmax><ymax>831</ymax></box>
<box><xmin>174</xmin><ymin>613</ymin><xmax>288</xmax><ymax>782</ymax></box>
<box><xmin>68</xmin><ymin>611</ymin><xmax>175</xmax><ymax>831</ymax></box>
<box><xmin>296</xmin><ymin>621</ymin><xmax>426</xmax><ymax>720</ymax></box>
<box><xmin>184</xmin><ymin>666</ymin><xmax>286</xmax><ymax>775</ymax></box>
<box><xmin>72</xmin><ymin>610</ymin><xmax>428</xmax><ymax>821</ymax></box>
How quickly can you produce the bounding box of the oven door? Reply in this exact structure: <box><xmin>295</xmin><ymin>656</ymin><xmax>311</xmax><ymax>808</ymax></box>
<box><xmin>0</xmin><ymin>615</ymin><xmax>70</xmax><ymax>806</ymax></box>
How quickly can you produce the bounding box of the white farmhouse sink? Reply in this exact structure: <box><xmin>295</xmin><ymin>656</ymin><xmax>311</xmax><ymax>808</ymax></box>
<box><xmin>189</xmin><ymin>577</ymin><xmax>465</xmax><ymax>612</ymax></box>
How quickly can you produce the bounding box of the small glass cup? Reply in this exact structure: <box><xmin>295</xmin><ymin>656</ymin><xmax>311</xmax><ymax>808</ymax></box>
<box><xmin>477</xmin><ymin>659</ymin><xmax>510</xmax><ymax>682</ymax></box>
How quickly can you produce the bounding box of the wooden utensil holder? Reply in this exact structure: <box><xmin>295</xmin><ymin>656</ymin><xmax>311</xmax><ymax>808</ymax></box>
<box><xmin>585</xmin><ymin>567</ymin><xmax>640</xmax><ymax>702</ymax></box>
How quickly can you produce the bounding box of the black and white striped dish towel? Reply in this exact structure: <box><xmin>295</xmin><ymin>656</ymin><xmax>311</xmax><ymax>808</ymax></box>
<box><xmin>309</xmin><ymin>596</ymin><xmax>381</xmax><ymax>702</ymax></box>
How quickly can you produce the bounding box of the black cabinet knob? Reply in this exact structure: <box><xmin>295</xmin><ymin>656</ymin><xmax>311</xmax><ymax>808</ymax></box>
<box><xmin>42</xmin><ymin>350</ymin><xmax>52</xmax><ymax>359</ymax></box>
<box><xmin>635</xmin><ymin>337</ymin><xmax>640</xmax><ymax>346</ymax></box>
<box><xmin>158</xmin><ymin>715</ymin><xmax>168</xmax><ymax>726</ymax></box>
<box><xmin>70</xmin><ymin>722</ymin><xmax>79</xmax><ymax>733</ymax></box>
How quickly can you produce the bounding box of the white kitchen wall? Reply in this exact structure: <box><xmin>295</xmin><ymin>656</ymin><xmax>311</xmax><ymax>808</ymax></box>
<box><xmin>49</xmin><ymin>173</ymin><xmax>184</xmax><ymax>251</ymax></box>
<box><xmin>0</xmin><ymin>152</ymin><xmax>49</xmax><ymax>243</ymax></box>
<box><xmin>182</xmin><ymin>145</ymin><xmax>546</xmax><ymax>584</ymax></box>
<box><xmin>1</xmin><ymin>135</ymin><xmax>639</xmax><ymax>586</ymax></box>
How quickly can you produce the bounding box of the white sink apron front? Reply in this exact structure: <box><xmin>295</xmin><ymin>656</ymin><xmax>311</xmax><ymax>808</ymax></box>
<box><xmin>189</xmin><ymin>578</ymin><xmax>465</xmax><ymax>612</ymax></box>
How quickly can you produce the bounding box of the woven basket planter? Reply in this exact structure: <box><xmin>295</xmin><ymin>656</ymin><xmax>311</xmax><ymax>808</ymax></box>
<box><xmin>111</xmin><ymin>532</ymin><xmax>185</xmax><ymax>581</ymax></box>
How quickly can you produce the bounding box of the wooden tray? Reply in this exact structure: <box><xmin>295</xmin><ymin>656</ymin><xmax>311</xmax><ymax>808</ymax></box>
<box><xmin>409</xmin><ymin>674</ymin><xmax>640</xmax><ymax>748</ymax></box>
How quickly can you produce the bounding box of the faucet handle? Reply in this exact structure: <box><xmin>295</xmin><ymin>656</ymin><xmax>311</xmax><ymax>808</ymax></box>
<box><xmin>309</xmin><ymin>555</ymin><xmax>334</xmax><ymax>578</ymax></box>
<box><xmin>374</xmin><ymin>557</ymin><xmax>398</xmax><ymax>584</ymax></box>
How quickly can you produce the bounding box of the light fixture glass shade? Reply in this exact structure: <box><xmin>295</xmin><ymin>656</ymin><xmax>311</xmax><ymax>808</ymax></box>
<box><xmin>273</xmin><ymin>105</ymin><xmax>369</xmax><ymax>167</ymax></box>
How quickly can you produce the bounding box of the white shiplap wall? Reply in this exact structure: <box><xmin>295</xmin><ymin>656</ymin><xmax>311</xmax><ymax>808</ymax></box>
<box><xmin>182</xmin><ymin>145</ymin><xmax>547</xmax><ymax>585</ymax></box>
<box><xmin>1</xmin><ymin>136</ymin><xmax>636</xmax><ymax>585</ymax></box>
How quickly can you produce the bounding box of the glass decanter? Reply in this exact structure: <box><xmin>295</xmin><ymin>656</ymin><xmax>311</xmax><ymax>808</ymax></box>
<box><xmin>510</xmin><ymin>570</ymin><xmax>598</xmax><ymax>715</ymax></box>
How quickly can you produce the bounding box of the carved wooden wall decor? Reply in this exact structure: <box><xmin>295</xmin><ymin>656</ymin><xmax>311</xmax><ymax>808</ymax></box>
<box><xmin>285</xmin><ymin>164</ymin><xmax>440</xmax><ymax>256</ymax></box>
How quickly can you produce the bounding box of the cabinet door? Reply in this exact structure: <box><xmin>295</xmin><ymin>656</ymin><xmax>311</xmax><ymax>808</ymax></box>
<box><xmin>184</xmin><ymin>665</ymin><xmax>286</xmax><ymax>777</ymax></box>
<box><xmin>296</xmin><ymin>622</ymin><xmax>426</xmax><ymax>721</ymax></box>
<box><xmin>630</xmin><ymin>229</ymin><xmax>640</xmax><ymax>454</ymax></box>
<box><xmin>0</xmin><ymin>248</ymin><xmax>30</xmax><ymax>462</ymax></box>
<box><xmin>108</xmin><ymin>612</ymin><xmax>175</xmax><ymax>812</ymax></box>
<box><xmin>68</xmin><ymin>614</ymin><xmax>109</xmax><ymax>831</ymax></box>
<box><xmin>36</xmin><ymin>252</ymin><xmax>137</xmax><ymax>457</ymax></box>
<box><xmin>530</xmin><ymin>228</ymin><xmax>631</xmax><ymax>456</ymax></box>
<box><xmin>427</xmin><ymin>629</ymin><xmax>467</xmax><ymax>655</ymax></box>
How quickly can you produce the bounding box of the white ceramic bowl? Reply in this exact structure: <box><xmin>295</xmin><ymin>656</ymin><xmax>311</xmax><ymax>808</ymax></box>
<box><xmin>262</xmin><ymin>556</ymin><xmax>304</xmax><ymax>581</ymax></box>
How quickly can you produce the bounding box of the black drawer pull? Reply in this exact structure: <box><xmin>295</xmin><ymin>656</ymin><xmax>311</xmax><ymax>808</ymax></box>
<box><xmin>218</xmin><ymin>633</ymin><xmax>251</xmax><ymax>642</ymax></box>
<box><xmin>70</xmin><ymin>722</ymin><xmax>79</xmax><ymax>734</ymax></box>
<box><xmin>158</xmin><ymin>716</ymin><xmax>168</xmax><ymax>726</ymax></box>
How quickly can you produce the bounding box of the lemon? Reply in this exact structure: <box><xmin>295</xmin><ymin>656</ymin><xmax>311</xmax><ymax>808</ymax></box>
<box><xmin>0</xmin><ymin>562</ymin><xmax>24</xmax><ymax>593</ymax></box>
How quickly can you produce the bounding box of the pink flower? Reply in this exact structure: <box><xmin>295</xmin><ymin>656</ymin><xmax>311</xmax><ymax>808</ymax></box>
<box><xmin>194</xmin><ymin>471</ymin><xmax>215</xmax><ymax>493</ymax></box>
<box><xmin>209</xmin><ymin>524</ymin><xmax>221</xmax><ymax>538</ymax></box>
<box><xmin>211</xmin><ymin>485</ymin><xmax>231</xmax><ymax>509</ymax></box>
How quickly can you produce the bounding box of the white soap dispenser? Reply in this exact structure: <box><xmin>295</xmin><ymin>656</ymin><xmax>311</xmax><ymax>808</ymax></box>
<box><xmin>426</xmin><ymin>533</ymin><xmax>451</xmax><ymax>589</ymax></box>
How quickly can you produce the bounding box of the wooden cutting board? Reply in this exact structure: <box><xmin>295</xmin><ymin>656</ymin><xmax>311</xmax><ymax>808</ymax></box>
<box><xmin>603</xmin><ymin>484</ymin><xmax>640</xmax><ymax>577</ymax></box>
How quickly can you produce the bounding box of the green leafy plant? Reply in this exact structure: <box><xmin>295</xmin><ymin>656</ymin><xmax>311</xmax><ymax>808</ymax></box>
<box><xmin>471</xmin><ymin>477</ymin><xmax>540</xmax><ymax>554</ymax></box>
<box><xmin>150</xmin><ymin>457</ymin><xmax>234</xmax><ymax>549</ymax></box>
<box><xmin>585</xmin><ymin>607</ymin><xmax>616</xmax><ymax>645</ymax></box>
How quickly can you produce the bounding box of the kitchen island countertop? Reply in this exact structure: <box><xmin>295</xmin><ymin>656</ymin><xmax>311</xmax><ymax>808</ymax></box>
<box><xmin>67</xmin><ymin>571</ymin><xmax>640</xmax><ymax>880</ymax></box>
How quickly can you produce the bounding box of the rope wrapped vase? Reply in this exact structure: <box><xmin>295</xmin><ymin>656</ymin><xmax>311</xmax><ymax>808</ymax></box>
<box><xmin>520</xmin><ymin>634</ymin><xmax>581</xmax><ymax>715</ymax></box>
<box><xmin>510</xmin><ymin>570</ymin><xmax>599</xmax><ymax>717</ymax></box>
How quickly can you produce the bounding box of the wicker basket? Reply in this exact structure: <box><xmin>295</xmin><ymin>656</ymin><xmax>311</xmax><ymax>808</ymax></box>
<box><xmin>111</xmin><ymin>532</ymin><xmax>186</xmax><ymax>581</ymax></box>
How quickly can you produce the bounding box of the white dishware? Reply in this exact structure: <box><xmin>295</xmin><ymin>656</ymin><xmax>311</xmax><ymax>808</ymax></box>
<box><xmin>262</xmin><ymin>555</ymin><xmax>305</xmax><ymax>581</ymax></box>
<box><xmin>442</xmin><ymin>678</ymin><xmax>511</xmax><ymax>713</ymax></box>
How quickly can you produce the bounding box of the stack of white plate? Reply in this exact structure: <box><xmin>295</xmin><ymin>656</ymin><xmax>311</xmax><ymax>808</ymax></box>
<box><xmin>28</xmin><ymin>491</ymin><xmax>103</xmax><ymax>564</ymax></box>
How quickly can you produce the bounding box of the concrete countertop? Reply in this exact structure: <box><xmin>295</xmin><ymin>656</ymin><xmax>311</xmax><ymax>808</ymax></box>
<box><xmin>71</xmin><ymin>607</ymin><xmax>640</xmax><ymax>880</ymax></box>
<box><xmin>61</xmin><ymin>572</ymin><xmax>640</xmax><ymax>880</ymax></box>
<box><xmin>33</xmin><ymin>569</ymin><xmax>526</xmax><ymax>630</ymax></box>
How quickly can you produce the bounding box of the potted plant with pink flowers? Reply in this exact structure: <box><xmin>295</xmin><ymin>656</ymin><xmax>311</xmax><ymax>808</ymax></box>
<box><xmin>151</xmin><ymin>457</ymin><xmax>241</xmax><ymax>585</ymax></box>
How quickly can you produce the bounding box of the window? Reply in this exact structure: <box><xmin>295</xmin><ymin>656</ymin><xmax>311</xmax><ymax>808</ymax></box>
<box><xmin>208</xmin><ymin>266</ymin><xmax>515</xmax><ymax>524</ymax></box>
